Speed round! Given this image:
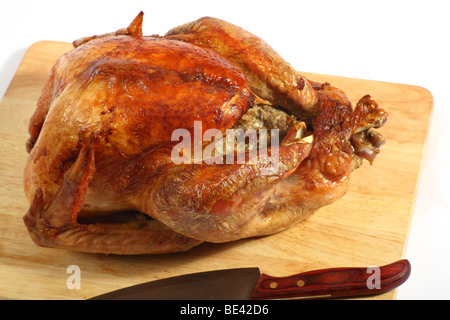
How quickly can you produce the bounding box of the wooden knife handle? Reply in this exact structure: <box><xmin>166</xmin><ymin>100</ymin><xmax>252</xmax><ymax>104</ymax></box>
<box><xmin>251</xmin><ymin>259</ymin><xmax>411</xmax><ymax>300</ymax></box>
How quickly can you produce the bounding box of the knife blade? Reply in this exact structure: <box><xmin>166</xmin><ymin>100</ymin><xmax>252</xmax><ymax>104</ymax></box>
<box><xmin>89</xmin><ymin>259</ymin><xmax>410</xmax><ymax>300</ymax></box>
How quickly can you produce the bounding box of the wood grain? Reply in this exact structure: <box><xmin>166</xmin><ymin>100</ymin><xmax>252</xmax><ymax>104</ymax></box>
<box><xmin>0</xmin><ymin>41</ymin><xmax>432</xmax><ymax>300</ymax></box>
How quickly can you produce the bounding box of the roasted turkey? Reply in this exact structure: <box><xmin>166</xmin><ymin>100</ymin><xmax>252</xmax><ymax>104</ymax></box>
<box><xmin>23</xmin><ymin>12</ymin><xmax>387</xmax><ymax>254</ymax></box>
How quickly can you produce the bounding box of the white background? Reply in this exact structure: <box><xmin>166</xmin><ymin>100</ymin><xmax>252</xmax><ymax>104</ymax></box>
<box><xmin>1</xmin><ymin>0</ymin><xmax>449</xmax><ymax>299</ymax></box>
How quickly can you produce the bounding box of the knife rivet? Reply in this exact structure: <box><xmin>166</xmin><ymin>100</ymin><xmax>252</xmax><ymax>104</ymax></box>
<box><xmin>269</xmin><ymin>281</ymin><xmax>278</xmax><ymax>289</ymax></box>
<box><xmin>297</xmin><ymin>280</ymin><xmax>305</xmax><ymax>287</ymax></box>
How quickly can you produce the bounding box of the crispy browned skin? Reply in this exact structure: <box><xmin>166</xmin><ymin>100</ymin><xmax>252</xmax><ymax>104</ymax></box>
<box><xmin>23</xmin><ymin>13</ymin><xmax>387</xmax><ymax>254</ymax></box>
<box><xmin>165</xmin><ymin>17</ymin><xmax>319</xmax><ymax>118</ymax></box>
<box><xmin>24</xmin><ymin>139</ymin><xmax>204</xmax><ymax>254</ymax></box>
<box><xmin>165</xmin><ymin>17</ymin><xmax>352</xmax><ymax>119</ymax></box>
<box><xmin>249</xmin><ymin>95</ymin><xmax>387</xmax><ymax>237</ymax></box>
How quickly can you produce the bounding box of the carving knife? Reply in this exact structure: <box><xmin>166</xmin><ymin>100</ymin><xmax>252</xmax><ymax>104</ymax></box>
<box><xmin>89</xmin><ymin>259</ymin><xmax>410</xmax><ymax>300</ymax></box>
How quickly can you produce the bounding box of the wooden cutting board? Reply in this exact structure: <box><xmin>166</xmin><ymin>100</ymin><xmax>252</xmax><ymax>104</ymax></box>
<box><xmin>0</xmin><ymin>41</ymin><xmax>432</xmax><ymax>300</ymax></box>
